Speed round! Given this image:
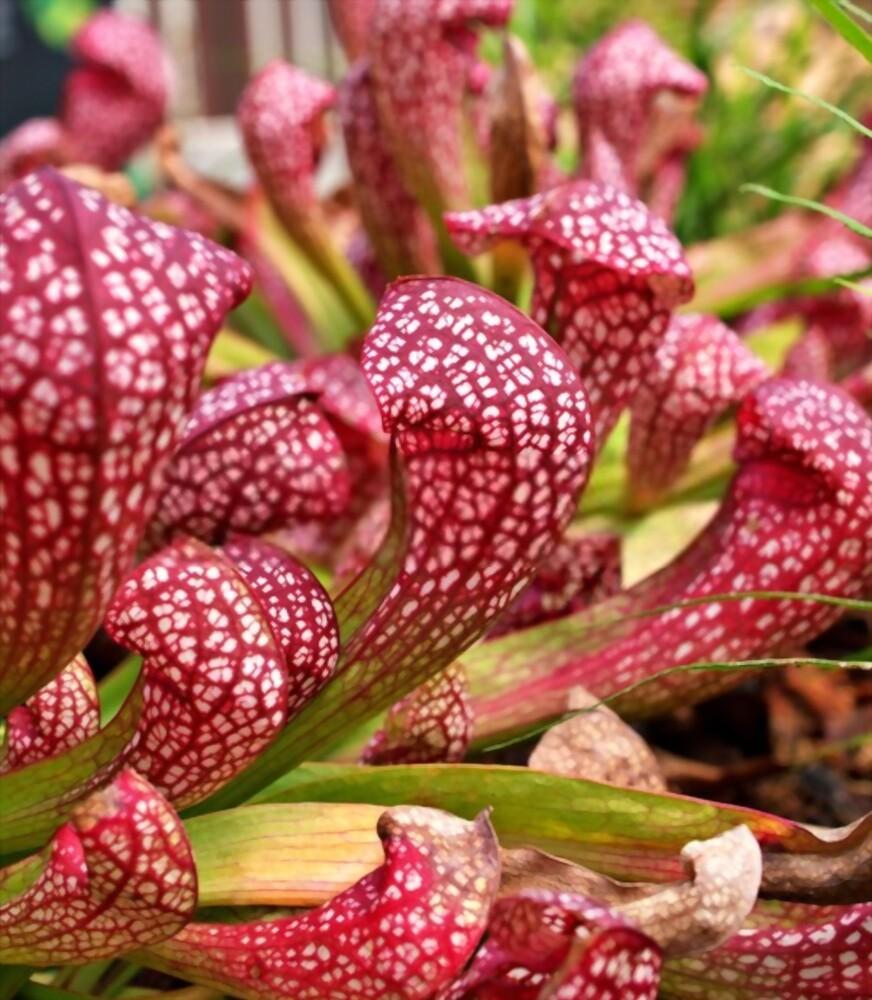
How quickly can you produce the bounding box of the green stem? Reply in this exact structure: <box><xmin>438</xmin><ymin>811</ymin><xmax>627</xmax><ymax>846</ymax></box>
<box><xmin>740</xmin><ymin>184</ymin><xmax>872</xmax><ymax>240</ymax></box>
<box><xmin>741</xmin><ymin>66</ymin><xmax>872</xmax><ymax>137</ymax></box>
<box><xmin>318</xmin><ymin>240</ymin><xmax>377</xmax><ymax>331</ymax></box>
<box><xmin>20</xmin><ymin>984</ymin><xmax>94</xmax><ymax>1000</ymax></box>
<box><xmin>99</xmin><ymin>961</ymin><xmax>141</xmax><ymax>999</ymax></box>
<box><xmin>64</xmin><ymin>960</ymin><xmax>111</xmax><ymax>994</ymax></box>
<box><xmin>97</xmin><ymin>655</ymin><xmax>141</xmax><ymax>723</ymax></box>
<box><xmin>227</xmin><ymin>291</ymin><xmax>294</xmax><ymax>358</ymax></box>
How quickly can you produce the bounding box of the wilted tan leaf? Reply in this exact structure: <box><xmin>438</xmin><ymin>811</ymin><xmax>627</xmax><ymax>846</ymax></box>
<box><xmin>504</xmin><ymin>826</ymin><xmax>762</xmax><ymax>959</ymax></box>
<box><xmin>620</xmin><ymin>825</ymin><xmax>762</xmax><ymax>957</ymax></box>
<box><xmin>529</xmin><ymin>687</ymin><xmax>667</xmax><ymax>790</ymax></box>
<box><xmin>489</xmin><ymin>35</ymin><xmax>549</xmax><ymax>204</ymax></box>
<box><xmin>500</xmin><ymin>847</ymin><xmax>662</xmax><ymax>904</ymax></box>
<box><xmin>761</xmin><ymin>812</ymin><xmax>872</xmax><ymax>903</ymax></box>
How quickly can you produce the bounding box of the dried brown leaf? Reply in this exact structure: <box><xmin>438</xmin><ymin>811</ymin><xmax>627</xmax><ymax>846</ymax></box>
<box><xmin>528</xmin><ymin>687</ymin><xmax>667</xmax><ymax>791</ymax></box>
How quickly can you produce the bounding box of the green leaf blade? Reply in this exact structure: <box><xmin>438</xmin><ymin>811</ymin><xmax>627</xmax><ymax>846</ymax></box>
<box><xmin>740</xmin><ymin>65</ymin><xmax>872</xmax><ymax>137</ymax></box>
<box><xmin>740</xmin><ymin>183</ymin><xmax>872</xmax><ymax>239</ymax></box>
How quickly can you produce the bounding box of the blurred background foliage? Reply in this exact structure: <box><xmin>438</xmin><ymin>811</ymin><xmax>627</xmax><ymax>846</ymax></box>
<box><xmin>6</xmin><ymin>0</ymin><xmax>870</xmax><ymax>248</ymax></box>
<box><xmin>494</xmin><ymin>0</ymin><xmax>870</xmax><ymax>244</ymax></box>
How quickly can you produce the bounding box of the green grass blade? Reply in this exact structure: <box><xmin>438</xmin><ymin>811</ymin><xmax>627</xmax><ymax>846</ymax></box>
<box><xmin>833</xmin><ymin>276</ymin><xmax>872</xmax><ymax>295</ymax></box>
<box><xmin>479</xmin><ymin>655</ymin><xmax>871</xmax><ymax>752</ymax></box>
<box><xmin>808</xmin><ymin>0</ymin><xmax>872</xmax><ymax>61</ymax></box>
<box><xmin>455</xmin><ymin>589</ymin><xmax>872</xmax><ymax>749</ymax></box>
<box><xmin>740</xmin><ymin>183</ymin><xmax>872</xmax><ymax>239</ymax></box>
<box><xmin>710</xmin><ymin>266</ymin><xmax>872</xmax><ymax>317</ymax></box>
<box><xmin>513</xmin><ymin>589</ymin><xmax>872</xmax><ymax>639</ymax></box>
<box><xmin>741</xmin><ymin>66</ymin><xmax>872</xmax><ymax>137</ymax></box>
<box><xmin>839</xmin><ymin>0</ymin><xmax>872</xmax><ymax>26</ymax></box>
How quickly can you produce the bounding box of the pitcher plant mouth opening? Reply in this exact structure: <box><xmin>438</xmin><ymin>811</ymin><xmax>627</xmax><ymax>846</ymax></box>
<box><xmin>2</xmin><ymin>2</ymin><xmax>871</xmax><ymax>998</ymax></box>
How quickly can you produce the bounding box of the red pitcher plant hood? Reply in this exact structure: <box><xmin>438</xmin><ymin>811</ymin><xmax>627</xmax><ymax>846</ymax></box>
<box><xmin>0</xmin><ymin>769</ymin><xmax>196</xmax><ymax>964</ymax></box>
<box><xmin>0</xmin><ymin>657</ymin><xmax>98</xmax><ymax>774</ymax></box>
<box><xmin>102</xmin><ymin>535</ymin><xmax>338</xmax><ymax>808</ymax></box>
<box><xmin>0</xmin><ymin>11</ymin><xmax>169</xmax><ymax>182</ymax></box>
<box><xmin>325</xmin><ymin>273</ymin><xmax>591</xmax><ymax>738</ymax></box>
<box><xmin>572</xmin><ymin>19</ymin><xmax>708</xmax><ymax>221</ymax></box>
<box><xmin>237</xmin><ymin>60</ymin><xmax>374</xmax><ymax>324</ymax></box>
<box><xmin>743</xmin><ymin>126</ymin><xmax>872</xmax><ymax>388</ymax></box>
<box><xmin>328</xmin><ymin>0</ymin><xmax>377</xmax><ymax>60</ymax></box>
<box><xmin>628</xmin><ymin>313</ymin><xmax>769</xmax><ymax>506</ymax></box>
<box><xmin>146</xmin><ymin>361</ymin><xmax>351</xmax><ymax>549</ymax></box>
<box><xmin>142</xmin><ymin>806</ymin><xmax>501</xmax><ymax>999</ymax></box>
<box><xmin>237</xmin><ymin>59</ymin><xmax>335</xmax><ymax>251</ymax></box>
<box><xmin>780</xmin><ymin>135</ymin><xmax>872</xmax><ymax>382</ymax></box>
<box><xmin>446</xmin><ymin>180</ymin><xmax>693</xmax><ymax>447</ymax></box>
<box><xmin>370</xmin><ymin>0</ymin><xmax>515</xmax><ymax>217</ymax></box>
<box><xmin>339</xmin><ymin>60</ymin><xmax>441</xmax><ymax>279</ymax></box>
<box><xmin>0</xmin><ymin>169</ymin><xmax>251</xmax><ymax>713</ymax></box>
<box><xmin>0</xmin><ymin>119</ymin><xmax>68</xmax><ymax>191</ymax></box>
<box><xmin>799</xmin><ymin>122</ymin><xmax>871</xmax><ymax>281</ymax></box>
<box><xmin>62</xmin><ymin>10</ymin><xmax>170</xmax><ymax>170</ymax></box>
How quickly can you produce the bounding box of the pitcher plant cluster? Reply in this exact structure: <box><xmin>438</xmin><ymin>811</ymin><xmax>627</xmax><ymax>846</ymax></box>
<box><xmin>0</xmin><ymin>2</ymin><xmax>870</xmax><ymax>998</ymax></box>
